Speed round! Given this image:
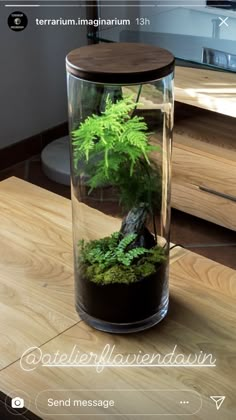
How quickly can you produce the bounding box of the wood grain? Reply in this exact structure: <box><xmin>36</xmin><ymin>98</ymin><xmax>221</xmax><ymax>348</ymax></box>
<box><xmin>0</xmin><ymin>177</ymin><xmax>235</xmax><ymax>420</ymax></box>
<box><xmin>171</xmin><ymin>182</ymin><xmax>236</xmax><ymax>230</ymax></box>
<box><xmin>0</xmin><ymin>251</ymin><xmax>235</xmax><ymax>419</ymax></box>
<box><xmin>173</xmin><ymin>108</ymin><xmax>236</xmax><ymax>227</ymax></box>
<box><xmin>66</xmin><ymin>42</ymin><xmax>174</xmax><ymax>83</ymax></box>
<box><xmin>149</xmin><ymin>104</ymin><xmax>236</xmax><ymax>229</ymax></box>
<box><xmin>175</xmin><ymin>66</ymin><xmax>236</xmax><ymax>118</ymax></box>
<box><xmin>0</xmin><ymin>177</ymin><xmax>185</xmax><ymax>370</ymax></box>
<box><xmin>172</xmin><ymin>140</ymin><xmax>236</xmax><ymax>197</ymax></box>
<box><xmin>80</xmin><ymin>65</ymin><xmax>236</xmax><ymax>227</ymax></box>
<box><xmin>174</xmin><ymin>103</ymin><xmax>236</xmax><ymax>157</ymax></box>
<box><xmin>123</xmin><ymin>66</ymin><xmax>236</xmax><ymax>117</ymax></box>
<box><xmin>0</xmin><ymin>178</ymin><xmax>78</xmax><ymax>369</ymax></box>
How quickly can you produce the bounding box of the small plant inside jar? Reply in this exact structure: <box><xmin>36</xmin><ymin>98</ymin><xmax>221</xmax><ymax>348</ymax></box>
<box><xmin>71</xmin><ymin>94</ymin><xmax>166</xmax><ymax>287</ymax></box>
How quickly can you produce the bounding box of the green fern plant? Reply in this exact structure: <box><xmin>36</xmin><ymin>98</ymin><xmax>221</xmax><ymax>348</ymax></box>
<box><xmin>78</xmin><ymin>232</ymin><xmax>149</xmax><ymax>270</ymax></box>
<box><xmin>72</xmin><ymin>95</ymin><xmax>153</xmax><ymax>172</ymax></box>
<box><xmin>71</xmin><ymin>95</ymin><xmax>160</xmax><ymax>209</ymax></box>
<box><xmin>71</xmin><ymin>95</ymin><xmax>161</xmax><ymax>217</ymax></box>
<box><xmin>78</xmin><ymin>233</ymin><xmax>166</xmax><ymax>285</ymax></box>
<box><xmin>116</xmin><ymin>234</ymin><xmax>149</xmax><ymax>266</ymax></box>
<box><xmin>73</xmin><ymin>95</ymin><xmax>165</xmax><ymax>286</ymax></box>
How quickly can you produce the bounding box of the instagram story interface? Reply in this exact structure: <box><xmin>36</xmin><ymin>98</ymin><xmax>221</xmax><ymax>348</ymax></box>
<box><xmin>0</xmin><ymin>1</ymin><xmax>235</xmax><ymax>419</ymax></box>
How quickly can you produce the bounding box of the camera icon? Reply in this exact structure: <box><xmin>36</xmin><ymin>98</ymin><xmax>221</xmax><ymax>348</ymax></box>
<box><xmin>11</xmin><ymin>397</ymin><xmax>24</xmax><ymax>409</ymax></box>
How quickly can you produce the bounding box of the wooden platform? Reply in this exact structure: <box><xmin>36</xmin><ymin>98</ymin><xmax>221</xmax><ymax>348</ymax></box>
<box><xmin>0</xmin><ymin>177</ymin><xmax>235</xmax><ymax>419</ymax></box>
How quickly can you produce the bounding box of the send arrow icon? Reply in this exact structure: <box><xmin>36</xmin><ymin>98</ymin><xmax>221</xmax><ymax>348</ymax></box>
<box><xmin>210</xmin><ymin>396</ymin><xmax>226</xmax><ymax>410</ymax></box>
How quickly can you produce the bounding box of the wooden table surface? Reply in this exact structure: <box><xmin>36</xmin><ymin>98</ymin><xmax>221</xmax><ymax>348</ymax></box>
<box><xmin>0</xmin><ymin>177</ymin><xmax>235</xmax><ymax>420</ymax></box>
<box><xmin>175</xmin><ymin>66</ymin><xmax>236</xmax><ymax>118</ymax></box>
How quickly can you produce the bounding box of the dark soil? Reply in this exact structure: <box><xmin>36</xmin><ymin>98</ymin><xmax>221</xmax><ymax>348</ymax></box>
<box><xmin>75</xmin><ymin>262</ymin><xmax>167</xmax><ymax>323</ymax></box>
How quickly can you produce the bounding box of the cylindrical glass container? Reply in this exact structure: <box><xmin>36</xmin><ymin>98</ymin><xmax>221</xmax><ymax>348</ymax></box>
<box><xmin>66</xmin><ymin>43</ymin><xmax>174</xmax><ymax>333</ymax></box>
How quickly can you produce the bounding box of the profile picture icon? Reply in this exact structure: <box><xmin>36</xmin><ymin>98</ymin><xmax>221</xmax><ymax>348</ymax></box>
<box><xmin>8</xmin><ymin>11</ymin><xmax>28</xmax><ymax>31</ymax></box>
<box><xmin>14</xmin><ymin>17</ymin><xmax>22</xmax><ymax>25</ymax></box>
<box><xmin>11</xmin><ymin>397</ymin><xmax>24</xmax><ymax>408</ymax></box>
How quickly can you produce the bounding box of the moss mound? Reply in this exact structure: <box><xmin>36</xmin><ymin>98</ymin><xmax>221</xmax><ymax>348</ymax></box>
<box><xmin>79</xmin><ymin>233</ymin><xmax>166</xmax><ymax>285</ymax></box>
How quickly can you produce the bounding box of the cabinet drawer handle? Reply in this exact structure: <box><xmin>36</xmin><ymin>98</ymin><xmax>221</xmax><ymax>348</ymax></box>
<box><xmin>199</xmin><ymin>186</ymin><xmax>236</xmax><ymax>203</ymax></box>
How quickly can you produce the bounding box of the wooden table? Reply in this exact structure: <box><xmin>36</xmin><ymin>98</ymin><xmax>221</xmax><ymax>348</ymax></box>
<box><xmin>0</xmin><ymin>177</ymin><xmax>235</xmax><ymax>419</ymax></box>
<box><xmin>175</xmin><ymin>66</ymin><xmax>236</xmax><ymax>118</ymax></box>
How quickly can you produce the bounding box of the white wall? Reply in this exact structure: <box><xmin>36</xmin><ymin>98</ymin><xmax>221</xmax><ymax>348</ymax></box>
<box><xmin>0</xmin><ymin>4</ymin><xmax>87</xmax><ymax>149</ymax></box>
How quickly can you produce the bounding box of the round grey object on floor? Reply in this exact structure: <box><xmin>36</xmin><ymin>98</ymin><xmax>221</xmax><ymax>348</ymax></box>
<box><xmin>41</xmin><ymin>136</ymin><xmax>71</xmax><ymax>186</ymax></box>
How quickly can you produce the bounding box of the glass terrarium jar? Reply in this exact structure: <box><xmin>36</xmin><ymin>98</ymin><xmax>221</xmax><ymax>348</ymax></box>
<box><xmin>66</xmin><ymin>43</ymin><xmax>174</xmax><ymax>333</ymax></box>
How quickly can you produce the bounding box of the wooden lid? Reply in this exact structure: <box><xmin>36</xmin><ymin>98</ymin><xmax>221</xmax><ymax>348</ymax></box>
<box><xmin>66</xmin><ymin>42</ymin><xmax>175</xmax><ymax>84</ymax></box>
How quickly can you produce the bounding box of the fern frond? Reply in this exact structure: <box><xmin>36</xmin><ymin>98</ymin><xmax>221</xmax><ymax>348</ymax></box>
<box><xmin>117</xmin><ymin>233</ymin><xmax>137</xmax><ymax>252</ymax></box>
<box><xmin>127</xmin><ymin>247</ymin><xmax>150</xmax><ymax>260</ymax></box>
<box><xmin>71</xmin><ymin>94</ymin><xmax>162</xmax><ymax>214</ymax></box>
<box><xmin>78</xmin><ymin>231</ymin><xmax>152</xmax><ymax>270</ymax></box>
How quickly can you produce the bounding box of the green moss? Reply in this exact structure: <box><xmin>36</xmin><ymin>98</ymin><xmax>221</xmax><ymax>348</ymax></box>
<box><xmin>83</xmin><ymin>263</ymin><xmax>135</xmax><ymax>285</ymax></box>
<box><xmin>103</xmin><ymin>266</ymin><xmax>137</xmax><ymax>285</ymax></box>
<box><xmin>78</xmin><ymin>231</ymin><xmax>167</xmax><ymax>286</ymax></box>
<box><xmin>78</xmin><ymin>231</ymin><xmax>150</xmax><ymax>271</ymax></box>
<box><xmin>138</xmin><ymin>246</ymin><xmax>166</xmax><ymax>266</ymax></box>
<box><xmin>134</xmin><ymin>262</ymin><xmax>156</xmax><ymax>279</ymax></box>
<box><xmin>79</xmin><ymin>238</ymin><xmax>166</xmax><ymax>286</ymax></box>
<box><xmin>86</xmin><ymin>264</ymin><xmax>101</xmax><ymax>278</ymax></box>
